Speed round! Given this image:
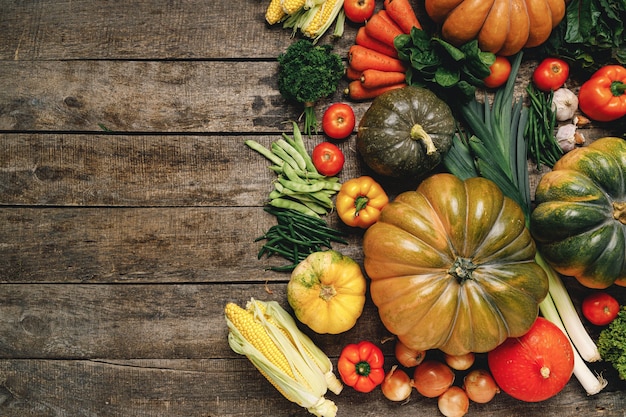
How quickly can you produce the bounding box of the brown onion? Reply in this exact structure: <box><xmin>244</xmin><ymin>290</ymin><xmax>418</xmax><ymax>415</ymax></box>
<box><xmin>443</xmin><ymin>352</ymin><xmax>475</xmax><ymax>371</ymax></box>
<box><xmin>463</xmin><ymin>369</ymin><xmax>500</xmax><ymax>403</ymax></box>
<box><xmin>395</xmin><ymin>340</ymin><xmax>426</xmax><ymax>368</ymax></box>
<box><xmin>381</xmin><ymin>365</ymin><xmax>413</xmax><ymax>402</ymax></box>
<box><xmin>438</xmin><ymin>386</ymin><xmax>469</xmax><ymax>417</ymax></box>
<box><xmin>413</xmin><ymin>360</ymin><xmax>455</xmax><ymax>398</ymax></box>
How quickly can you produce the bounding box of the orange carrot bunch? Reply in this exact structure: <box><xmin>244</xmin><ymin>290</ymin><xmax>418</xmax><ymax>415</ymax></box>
<box><xmin>344</xmin><ymin>0</ymin><xmax>422</xmax><ymax>100</ymax></box>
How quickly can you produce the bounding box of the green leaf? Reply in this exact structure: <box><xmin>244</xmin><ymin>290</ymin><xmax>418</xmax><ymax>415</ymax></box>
<box><xmin>434</xmin><ymin>66</ymin><xmax>460</xmax><ymax>87</ymax></box>
<box><xmin>432</xmin><ymin>38</ymin><xmax>465</xmax><ymax>61</ymax></box>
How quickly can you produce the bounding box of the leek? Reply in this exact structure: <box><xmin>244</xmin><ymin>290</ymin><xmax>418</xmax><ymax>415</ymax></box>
<box><xmin>444</xmin><ymin>51</ymin><xmax>606</xmax><ymax>395</ymax></box>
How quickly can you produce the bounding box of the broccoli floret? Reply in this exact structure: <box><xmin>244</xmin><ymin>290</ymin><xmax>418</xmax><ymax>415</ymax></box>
<box><xmin>598</xmin><ymin>306</ymin><xmax>626</xmax><ymax>380</ymax></box>
<box><xmin>277</xmin><ymin>39</ymin><xmax>344</xmax><ymax>136</ymax></box>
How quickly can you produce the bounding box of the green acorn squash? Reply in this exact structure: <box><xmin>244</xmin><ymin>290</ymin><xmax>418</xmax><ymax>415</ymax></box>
<box><xmin>530</xmin><ymin>137</ymin><xmax>626</xmax><ymax>289</ymax></box>
<box><xmin>356</xmin><ymin>86</ymin><xmax>455</xmax><ymax>179</ymax></box>
<box><xmin>363</xmin><ymin>173</ymin><xmax>549</xmax><ymax>355</ymax></box>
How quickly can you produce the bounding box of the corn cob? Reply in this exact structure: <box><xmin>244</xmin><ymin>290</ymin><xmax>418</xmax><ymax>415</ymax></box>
<box><xmin>266</xmin><ymin>0</ymin><xmax>287</xmax><ymax>25</ymax></box>
<box><xmin>225</xmin><ymin>298</ymin><xmax>342</xmax><ymax>417</ymax></box>
<box><xmin>281</xmin><ymin>0</ymin><xmax>307</xmax><ymax>15</ymax></box>
<box><xmin>301</xmin><ymin>0</ymin><xmax>344</xmax><ymax>41</ymax></box>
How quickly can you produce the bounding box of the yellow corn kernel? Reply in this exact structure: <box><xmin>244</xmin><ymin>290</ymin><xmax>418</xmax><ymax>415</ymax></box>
<box><xmin>301</xmin><ymin>0</ymin><xmax>342</xmax><ymax>40</ymax></box>
<box><xmin>266</xmin><ymin>0</ymin><xmax>287</xmax><ymax>25</ymax></box>
<box><xmin>281</xmin><ymin>0</ymin><xmax>306</xmax><ymax>15</ymax></box>
<box><xmin>225</xmin><ymin>302</ymin><xmax>294</xmax><ymax>378</ymax></box>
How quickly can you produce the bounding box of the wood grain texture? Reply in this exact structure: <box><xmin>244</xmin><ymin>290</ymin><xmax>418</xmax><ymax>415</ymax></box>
<box><xmin>0</xmin><ymin>207</ymin><xmax>363</xmax><ymax>283</ymax></box>
<box><xmin>0</xmin><ymin>133</ymin><xmax>373</xmax><ymax>206</ymax></box>
<box><xmin>0</xmin><ymin>0</ymin><xmax>357</xmax><ymax>60</ymax></box>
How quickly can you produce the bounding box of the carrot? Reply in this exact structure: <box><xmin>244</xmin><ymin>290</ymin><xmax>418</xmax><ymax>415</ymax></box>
<box><xmin>384</xmin><ymin>0</ymin><xmax>423</xmax><ymax>33</ymax></box>
<box><xmin>377</xmin><ymin>10</ymin><xmax>404</xmax><ymax>33</ymax></box>
<box><xmin>355</xmin><ymin>26</ymin><xmax>398</xmax><ymax>58</ymax></box>
<box><xmin>345</xmin><ymin>80</ymin><xmax>407</xmax><ymax>101</ymax></box>
<box><xmin>360</xmin><ymin>69</ymin><xmax>407</xmax><ymax>89</ymax></box>
<box><xmin>364</xmin><ymin>11</ymin><xmax>404</xmax><ymax>48</ymax></box>
<box><xmin>348</xmin><ymin>45</ymin><xmax>407</xmax><ymax>73</ymax></box>
<box><xmin>345</xmin><ymin>65</ymin><xmax>362</xmax><ymax>81</ymax></box>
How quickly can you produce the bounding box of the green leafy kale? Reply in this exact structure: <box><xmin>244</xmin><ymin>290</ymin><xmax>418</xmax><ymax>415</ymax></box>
<box><xmin>598</xmin><ymin>306</ymin><xmax>626</xmax><ymax>380</ymax></box>
<box><xmin>537</xmin><ymin>0</ymin><xmax>626</xmax><ymax>72</ymax></box>
<box><xmin>277</xmin><ymin>39</ymin><xmax>344</xmax><ymax>136</ymax></box>
<box><xmin>394</xmin><ymin>27</ymin><xmax>495</xmax><ymax>103</ymax></box>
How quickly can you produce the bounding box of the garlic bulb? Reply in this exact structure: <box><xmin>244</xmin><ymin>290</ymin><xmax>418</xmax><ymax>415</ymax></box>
<box><xmin>551</xmin><ymin>88</ymin><xmax>579</xmax><ymax>121</ymax></box>
<box><xmin>556</xmin><ymin>124</ymin><xmax>585</xmax><ymax>152</ymax></box>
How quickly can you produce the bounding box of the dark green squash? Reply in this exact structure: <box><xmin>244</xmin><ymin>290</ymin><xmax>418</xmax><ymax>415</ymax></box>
<box><xmin>530</xmin><ymin>137</ymin><xmax>626</xmax><ymax>289</ymax></box>
<box><xmin>356</xmin><ymin>86</ymin><xmax>455</xmax><ymax>179</ymax></box>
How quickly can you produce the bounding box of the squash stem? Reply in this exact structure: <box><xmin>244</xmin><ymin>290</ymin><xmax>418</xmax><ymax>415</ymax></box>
<box><xmin>410</xmin><ymin>124</ymin><xmax>437</xmax><ymax>155</ymax></box>
<box><xmin>613</xmin><ymin>201</ymin><xmax>626</xmax><ymax>224</ymax></box>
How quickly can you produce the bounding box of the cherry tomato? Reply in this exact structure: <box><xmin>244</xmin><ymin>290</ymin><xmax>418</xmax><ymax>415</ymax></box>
<box><xmin>343</xmin><ymin>0</ymin><xmax>376</xmax><ymax>24</ymax></box>
<box><xmin>582</xmin><ymin>292</ymin><xmax>620</xmax><ymax>326</ymax></box>
<box><xmin>321</xmin><ymin>103</ymin><xmax>355</xmax><ymax>140</ymax></box>
<box><xmin>483</xmin><ymin>56</ymin><xmax>512</xmax><ymax>89</ymax></box>
<box><xmin>312</xmin><ymin>142</ymin><xmax>345</xmax><ymax>176</ymax></box>
<box><xmin>532</xmin><ymin>57</ymin><xmax>570</xmax><ymax>92</ymax></box>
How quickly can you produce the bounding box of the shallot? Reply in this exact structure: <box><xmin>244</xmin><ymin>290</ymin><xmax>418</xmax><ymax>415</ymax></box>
<box><xmin>381</xmin><ymin>365</ymin><xmax>413</xmax><ymax>402</ymax></box>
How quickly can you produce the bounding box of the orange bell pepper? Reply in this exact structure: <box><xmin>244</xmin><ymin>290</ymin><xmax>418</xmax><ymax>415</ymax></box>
<box><xmin>337</xmin><ymin>340</ymin><xmax>385</xmax><ymax>393</ymax></box>
<box><xmin>578</xmin><ymin>65</ymin><xmax>626</xmax><ymax>122</ymax></box>
<box><xmin>335</xmin><ymin>176</ymin><xmax>389</xmax><ymax>229</ymax></box>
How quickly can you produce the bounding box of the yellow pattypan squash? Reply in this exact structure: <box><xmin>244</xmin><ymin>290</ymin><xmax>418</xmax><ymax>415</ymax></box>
<box><xmin>287</xmin><ymin>250</ymin><xmax>366</xmax><ymax>334</ymax></box>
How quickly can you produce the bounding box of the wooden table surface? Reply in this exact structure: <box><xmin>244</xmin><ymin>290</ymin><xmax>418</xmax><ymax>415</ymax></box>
<box><xmin>1</xmin><ymin>1</ymin><xmax>625</xmax><ymax>416</ymax></box>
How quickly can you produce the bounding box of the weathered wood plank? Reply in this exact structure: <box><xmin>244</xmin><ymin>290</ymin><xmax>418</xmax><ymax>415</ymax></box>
<box><xmin>0</xmin><ymin>133</ymin><xmax>377</xmax><ymax>206</ymax></box>
<box><xmin>0</xmin><ymin>283</ymin><xmax>393</xmax><ymax>359</ymax></box>
<box><xmin>0</xmin><ymin>207</ymin><xmax>364</xmax><ymax>283</ymax></box>
<box><xmin>0</xmin><ymin>0</ymin><xmax>359</xmax><ymax>61</ymax></box>
<box><xmin>1</xmin><ymin>358</ymin><xmax>624</xmax><ymax>417</ymax></box>
<box><xmin>0</xmin><ymin>60</ymin><xmax>321</xmax><ymax>133</ymax></box>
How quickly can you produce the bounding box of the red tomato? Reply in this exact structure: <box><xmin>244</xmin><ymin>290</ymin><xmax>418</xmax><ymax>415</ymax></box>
<box><xmin>487</xmin><ymin>317</ymin><xmax>574</xmax><ymax>402</ymax></box>
<box><xmin>483</xmin><ymin>56</ymin><xmax>512</xmax><ymax>89</ymax></box>
<box><xmin>343</xmin><ymin>0</ymin><xmax>376</xmax><ymax>24</ymax></box>
<box><xmin>322</xmin><ymin>103</ymin><xmax>355</xmax><ymax>140</ymax></box>
<box><xmin>582</xmin><ymin>292</ymin><xmax>620</xmax><ymax>326</ymax></box>
<box><xmin>312</xmin><ymin>142</ymin><xmax>345</xmax><ymax>176</ymax></box>
<box><xmin>532</xmin><ymin>58</ymin><xmax>570</xmax><ymax>92</ymax></box>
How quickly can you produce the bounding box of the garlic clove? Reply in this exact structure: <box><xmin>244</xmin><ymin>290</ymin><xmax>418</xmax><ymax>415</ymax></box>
<box><xmin>573</xmin><ymin>115</ymin><xmax>591</xmax><ymax>127</ymax></box>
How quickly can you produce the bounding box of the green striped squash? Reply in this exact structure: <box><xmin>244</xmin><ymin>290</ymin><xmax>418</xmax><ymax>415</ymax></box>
<box><xmin>530</xmin><ymin>137</ymin><xmax>626</xmax><ymax>289</ymax></box>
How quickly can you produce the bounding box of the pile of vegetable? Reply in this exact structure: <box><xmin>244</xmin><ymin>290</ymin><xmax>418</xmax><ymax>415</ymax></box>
<box><xmin>226</xmin><ymin>2</ymin><xmax>626</xmax><ymax>416</ymax></box>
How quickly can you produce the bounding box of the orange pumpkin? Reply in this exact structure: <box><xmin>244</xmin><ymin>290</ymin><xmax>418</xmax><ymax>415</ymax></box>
<box><xmin>363</xmin><ymin>174</ymin><xmax>549</xmax><ymax>355</ymax></box>
<box><xmin>424</xmin><ymin>0</ymin><xmax>566</xmax><ymax>56</ymax></box>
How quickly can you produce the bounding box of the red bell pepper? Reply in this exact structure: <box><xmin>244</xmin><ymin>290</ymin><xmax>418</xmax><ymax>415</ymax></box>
<box><xmin>578</xmin><ymin>65</ymin><xmax>626</xmax><ymax>122</ymax></box>
<box><xmin>337</xmin><ymin>340</ymin><xmax>385</xmax><ymax>393</ymax></box>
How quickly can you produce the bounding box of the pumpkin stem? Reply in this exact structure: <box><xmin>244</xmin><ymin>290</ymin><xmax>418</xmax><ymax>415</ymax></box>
<box><xmin>448</xmin><ymin>257</ymin><xmax>477</xmax><ymax>283</ymax></box>
<box><xmin>410</xmin><ymin>123</ymin><xmax>437</xmax><ymax>155</ymax></box>
<box><xmin>613</xmin><ymin>201</ymin><xmax>626</xmax><ymax>225</ymax></box>
<box><xmin>540</xmin><ymin>366</ymin><xmax>551</xmax><ymax>379</ymax></box>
